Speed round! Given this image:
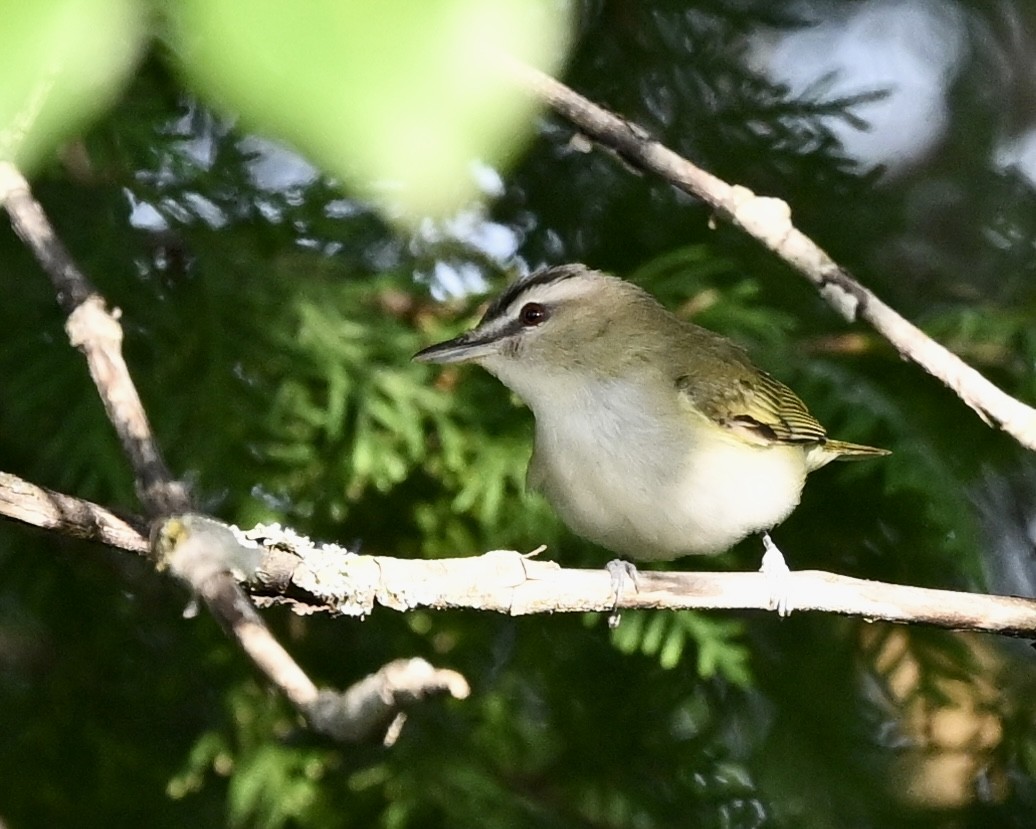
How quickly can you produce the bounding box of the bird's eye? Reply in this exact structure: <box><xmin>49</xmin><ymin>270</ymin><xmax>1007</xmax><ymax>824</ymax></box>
<box><xmin>519</xmin><ymin>302</ymin><xmax>549</xmax><ymax>326</ymax></box>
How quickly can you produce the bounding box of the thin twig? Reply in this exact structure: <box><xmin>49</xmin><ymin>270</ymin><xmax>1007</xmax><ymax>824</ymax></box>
<box><xmin>0</xmin><ymin>471</ymin><xmax>148</xmax><ymax>554</ymax></box>
<box><xmin>502</xmin><ymin>58</ymin><xmax>1036</xmax><ymax>452</ymax></box>
<box><xmin>308</xmin><ymin>659</ymin><xmax>470</xmax><ymax>744</ymax></box>
<box><xmin>0</xmin><ymin>161</ymin><xmax>189</xmax><ymax>516</ymax></box>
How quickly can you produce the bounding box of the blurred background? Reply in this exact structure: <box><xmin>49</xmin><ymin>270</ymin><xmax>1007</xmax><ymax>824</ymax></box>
<box><xmin>1</xmin><ymin>0</ymin><xmax>1035</xmax><ymax>826</ymax></box>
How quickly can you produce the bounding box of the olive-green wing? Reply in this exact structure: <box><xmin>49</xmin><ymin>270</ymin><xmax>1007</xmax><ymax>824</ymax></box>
<box><xmin>676</xmin><ymin>369</ymin><xmax>826</xmax><ymax>445</ymax></box>
<box><xmin>671</xmin><ymin>329</ymin><xmax>826</xmax><ymax>446</ymax></box>
<box><xmin>670</xmin><ymin>324</ymin><xmax>889</xmax><ymax>460</ymax></box>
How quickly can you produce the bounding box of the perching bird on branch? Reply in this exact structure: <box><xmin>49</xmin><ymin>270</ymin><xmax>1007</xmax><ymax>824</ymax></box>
<box><xmin>416</xmin><ymin>264</ymin><xmax>888</xmax><ymax>609</ymax></box>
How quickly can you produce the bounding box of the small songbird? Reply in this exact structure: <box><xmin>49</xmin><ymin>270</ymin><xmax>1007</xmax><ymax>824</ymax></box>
<box><xmin>414</xmin><ymin>265</ymin><xmax>888</xmax><ymax>589</ymax></box>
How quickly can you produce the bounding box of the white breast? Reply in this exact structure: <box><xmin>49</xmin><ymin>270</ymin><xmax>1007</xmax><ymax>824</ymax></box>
<box><xmin>526</xmin><ymin>377</ymin><xmax>808</xmax><ymax>560</ymax></box>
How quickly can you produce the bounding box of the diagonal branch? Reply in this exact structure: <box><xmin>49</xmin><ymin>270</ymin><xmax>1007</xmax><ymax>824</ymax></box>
<box><xmin>0</xmin><ymin>474</ymin><xmax>470</xmax><ymax>742</ymax></box>
<box><xmin>150</xmin><ymin>513</ymin><xmax>470</xmax><ymax>742</ymax></box>
<box><xmin>503</xmin><ymin>58</ymin><xmax>1036</xmax><ymax>452</ymax></box>
<box><xmin>0</xmin><ymin>165</ymin><xmax>464</xmax><ymax>743</ymax></box>
<box><xmin>0</xmin><ymin>161</ymin><xmax>188</xmax><ymax>516</ymax></box>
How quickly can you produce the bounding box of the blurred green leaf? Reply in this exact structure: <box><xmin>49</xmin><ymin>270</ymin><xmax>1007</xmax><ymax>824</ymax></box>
<box><xmin>0</xmin><ymin>0</ymin><xmax>143</xmax><ymax>170</ymax></box>
<box><xmin>169</xmin><ymin>0</ymin><xmax>571</xmax><ymax>220</ymax></box>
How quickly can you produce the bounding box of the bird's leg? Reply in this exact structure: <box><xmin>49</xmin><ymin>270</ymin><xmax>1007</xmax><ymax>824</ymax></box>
<box><xmin>759</xmin><ymin>532</ymin><xmax>792</xmax><ymax>617</ymax></box>
<box><xmin>605</xmin><ymin>558</ymin><xmax>639</xmax><ymax>628</ymax></box>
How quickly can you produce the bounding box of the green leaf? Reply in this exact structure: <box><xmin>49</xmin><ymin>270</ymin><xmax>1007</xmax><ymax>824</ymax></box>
<box><xmin>170</xmin><ymin>0</ymin><xmax>571</xmax><ymax>220</ymax></box>
<box><xmin>0</xmin><ymin>0</ymin><xmax>143</xmax><ymax>170</ymax></box>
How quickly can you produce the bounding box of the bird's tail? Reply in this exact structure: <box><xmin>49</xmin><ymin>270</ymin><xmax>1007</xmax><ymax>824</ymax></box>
<box><xmin>805</xmin><ymin>438</ymin><xmax>889</xmax><ymax>472</ymax></box>
<box><xmin>823</xmin><ymin>439</ymin><xmax>891</xmax><ymax>460</ymax></box>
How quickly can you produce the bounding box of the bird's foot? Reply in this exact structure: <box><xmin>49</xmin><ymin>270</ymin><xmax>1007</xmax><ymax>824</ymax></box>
<box><xmin>605</xmin><ymin>558</ymin><xmax>639</xmax><ymax>628</ymax></box>
<box><xmin>760</xmin><ymin>533</ymin><xmax>792</xmax><ymax>617</ymax></box>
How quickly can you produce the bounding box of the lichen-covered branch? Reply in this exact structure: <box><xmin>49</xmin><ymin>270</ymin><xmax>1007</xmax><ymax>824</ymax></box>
<box><xmin>1</xmin><ymin>485</ymin><xmax>1033</xmax><ymax>636</ymax></box>
<box><xmin>0</xmin><ymin>165</ymin><xmax>464</xmax><ymax>744</ymax></box>
<box><xmin>244</xmin><ymin>523</ymin><xmax>1036</xmax><ymax>637</ymax></box>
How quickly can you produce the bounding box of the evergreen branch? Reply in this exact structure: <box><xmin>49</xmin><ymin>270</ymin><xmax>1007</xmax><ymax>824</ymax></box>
<box><xmin>501</xmin><ymin>58</ymin><xmax>1036</xmax><ymax>452</ymax></box>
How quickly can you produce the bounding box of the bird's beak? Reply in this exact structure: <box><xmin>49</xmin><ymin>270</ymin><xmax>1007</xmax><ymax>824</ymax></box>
<box><xmin>413</xmin><ymin>329</ymin><xmax>500</xmax><ymax>364</ymax></box>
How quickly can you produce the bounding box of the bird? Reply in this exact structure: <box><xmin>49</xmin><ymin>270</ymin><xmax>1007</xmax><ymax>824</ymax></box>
<box><xmin>414</xmin><ymin>264</ymin><xmax>888</xmax><ymax>611</ymax></box>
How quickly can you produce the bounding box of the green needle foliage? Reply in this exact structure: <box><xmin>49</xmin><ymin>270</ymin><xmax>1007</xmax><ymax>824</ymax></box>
<box><xmin>2</xmin><ymin>2</ymin><xmax>1036</xmax><ymax>828</ymax></box>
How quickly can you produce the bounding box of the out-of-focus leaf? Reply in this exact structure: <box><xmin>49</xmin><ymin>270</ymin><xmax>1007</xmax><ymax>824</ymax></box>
<box><xmin>0</xmin><ymin>0</ymin><xmax>143</xmax><ymax>170</ymax></box>
<box><xmin>169</xmin><ymin>0</ymin><xmax>571</xmax><ymax>220</ymax></box>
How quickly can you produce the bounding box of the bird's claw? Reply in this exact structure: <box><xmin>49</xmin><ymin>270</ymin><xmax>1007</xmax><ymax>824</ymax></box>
<box><xmin>606</xmin><ymin>558</ymin><xmax>639</xmax><ymax>628</ymax></box>
<box><xmin>760</xmin><ymin>533</ymin><xmax>792</xmax><ymax>617</ymax></box>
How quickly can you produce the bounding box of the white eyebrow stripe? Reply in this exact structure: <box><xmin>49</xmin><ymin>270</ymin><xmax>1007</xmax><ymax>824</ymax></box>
<box><xmin>490</xmin><ymin>273</ymin><xmax>600</xmax><ymax>321</ymax></box>
<box><xmin>480</xmin><ymin>265</ymin><xmax>596</xmax><ymax>323</ymax></box>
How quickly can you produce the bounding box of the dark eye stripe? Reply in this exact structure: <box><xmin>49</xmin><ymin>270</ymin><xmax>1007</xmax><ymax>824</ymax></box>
<box><xmin>480</xmin><ymin>264</ymin><xmax>590</xmax><ymax>324</ymax></box>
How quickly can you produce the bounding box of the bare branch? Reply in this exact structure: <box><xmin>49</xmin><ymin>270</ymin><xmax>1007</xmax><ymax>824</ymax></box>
<box><xmin>502</xmin><ymin>58</ymin><xmax>1036</xmax><ymax>452</ymax></box>
<box><xmin>151</xmin><ymin>514</ymin><xmax>471</xmax><ymax>741</ymax></box>
<box><xmin>0</xmin><ymin>161</ymin><xmax>189</xmax><ymax>516</ymax></box>
<box><xmin>247</xmin><ymin>525</ymin><xmax>1036</xmax><ymax>637</ymax></box>
<box><xmin>306</xmin><ymin>659</ymin><xmax>470</xmax><ymax>744</ymax></box>
<box><xmin>0</xmin><ymin>164</ymin><xmax>469</xmax><ymax>744</ymax></box>
<box><xmin>2</xmin><ymin>484</ymin><xmax>1033</xmax><ymax>635</ymax></box>
<box><xmin>151</xmin><ymin>515</ymin><xmax>320</xmax><ymax>708</ymax></box>
<box><xmin>0</xmin><ymin>471</ymin><xmax>148</xmax><ymax>554</ymax></box>
<box><xmin>0</xmin><ymin>471</ymin><xmax>472</xmax><ymax>741</ymax></box>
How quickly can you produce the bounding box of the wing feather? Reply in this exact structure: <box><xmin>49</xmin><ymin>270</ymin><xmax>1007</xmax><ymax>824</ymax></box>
<box><xmin>671</xmin><ymin>327</ymin><xmax>826</xmax><ymax>447</ymax></box>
